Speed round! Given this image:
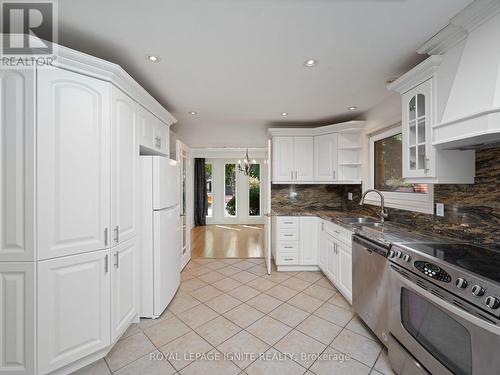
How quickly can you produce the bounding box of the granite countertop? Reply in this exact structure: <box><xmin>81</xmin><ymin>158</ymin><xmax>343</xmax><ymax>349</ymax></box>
<box><xmin>272</xmin><ymin>208</ymin><xmax>437</xmax><ymax>247</ymax></box>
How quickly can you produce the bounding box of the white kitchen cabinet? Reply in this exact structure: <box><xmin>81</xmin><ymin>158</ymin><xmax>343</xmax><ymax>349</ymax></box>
<box><xmin>272</xmin><ymin>137</ymin><xmax>294</xmax><ymax>181</ymax></box>
<box><xmin>314</xmin><ymin>133</ymin><xmax>338</xmax><ymax>181</ymax></box>
<box><xmin>299</xmin><ymin>217</ymin><xmax>319</xmax><ymax>265</ymax></box>
<box><xmin>324</xmin><ymin>232</ymin><xmax>338</xmax><ymax>284</ymax></box>
<box><xmin>111</xmin><ymin>88</ymin><xmax>139</xmax><ymax>245</ymax></box>
<box><xmin>294</xmin><ymin>137</ymin><xmax>314</xmax><ymax>181</ymax></box>
<box><xmin>337</xmin><ymin>240</ymin><xmax>353</xmax><ymax>302</ymax></box>
<box><xmin>402</xmin><ymin>79</ymin><xmax>433</xmax><ymax>179</ymax></box>
<box><xmin>37</xmin><ymin>249</ymin><xmax>111</xmax><ymax>374</ymax></box>
<box><xmin>272</xmin><ymin>136</ymin><xmax>313</xmax><ymax>182</ymax></box>
<box><xmin>37</xmin><ymin>67</ymin><xmax>111</xmax><ymax>260</ymax></box>
<box><xmin>1</xmin><ymin>43</ymin><xmax>176</xmax><ymax>374</ymax></box>
<box><xmin>0</xmin><ymin>69</ymin><xmax>36</xmax><ymax>262</ymax></box>
<box><xmin>111</xmin><ymin>237</ymin><xmax>138</xmax><ymax>342</ymax></box>
<box><xmin>0</xmin><ymin>262</ymin><xmax>35</xmax><ymax>375</ymax></box>
<box><xmin>319</xmin><ymin>220</ymin><xmax>353</xmax><ymax>302</ymax></box>
<box><xmin>155</xmin><ymin>119</ymin><xmax>170</xmax><ymax>156</ymax></box>
<box><xmin>269</xmin><ymin>121</ymin><xmax>364</xmax><ymax>184</ymax></box>
<box><xmin>389</xmin><ymin>56</ymin><xmax>475</xmax><ymax>184</ymax></box>
<box><xmin>138</xmin><ymin>106</ymin><xmax>169</xmax><ymax>156</ymax></box>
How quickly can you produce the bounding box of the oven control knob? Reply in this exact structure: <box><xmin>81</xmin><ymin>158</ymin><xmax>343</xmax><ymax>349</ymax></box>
<box><xmin>455</xmin><ymin>278</ymin><xmax>468</xmax><ymax>289</ymax></box>
<box><xmin>471</xmin><ymin>285</ymin><xmax>485</xmax><ymax>297</ymax></box>
<box><xmin>395</xmin><ymin>251</ymin><xmax>402</xmax><ymax>258</ymax></box>
<box><xmin>403</xmin><ymin>254</ymin><xmax>411</xmax><ymax>262</ymax></box>
<box><xmin>485</xmin><ymin>296</ymin><xmax>500</xmax><ymax>310</ymax></box>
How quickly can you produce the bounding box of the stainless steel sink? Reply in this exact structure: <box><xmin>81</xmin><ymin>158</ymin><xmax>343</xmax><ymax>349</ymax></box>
<box><xmin>340</xmin><ymin>217</ymin><xmax>380</xmax><ymax>224</ymax></box>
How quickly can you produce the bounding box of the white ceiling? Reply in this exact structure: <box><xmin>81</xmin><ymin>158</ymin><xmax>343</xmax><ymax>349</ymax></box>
<box><xmin>58</xmin><ymin>0</ymin><xmax>472</xmax><ymax>148</ymax></box>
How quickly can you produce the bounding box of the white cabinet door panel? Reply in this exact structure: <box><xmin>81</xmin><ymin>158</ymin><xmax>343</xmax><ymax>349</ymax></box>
<box><xmin>272</xmin><ymin>137</ymin><xmax>293</xmax><ymax>182</ymax></box>
<box><xmin>324</xmin><ymin>234</ymin><xmax>337</xmax><ymax>283</ymax></box>
<box><xmin>0</xmin><ymin>69</ymin><xmax>35</xmax><ymax>261</ymax></box>
<box><xmin>111</xmin><ymin>237</ymin><xmax>138</xmax><ymax>342</ymax></box>
<box><xmin>111</xmin><ymin>88</ymin><xmax>138</xmax><ymax>245</ymax></box>
<box><xmin>37</xmin><ymin>249</ymin><xmax>111</xmax><ymax>374</ymax></box>
<box><xmin>155</xmin><ymin>120</ymin><xmax>169</xmax><ymax>156</ymax></box>
<box><xmin>138</xmin><ymin>106</ymin><xmax>156</xmax><ymax>151</ymax></box>
<box><xmin>293</xmin><ymin>137</ymin><xmax>314</xmax><ymax>181</ymax></box>
<box><xmin>37</xmin><ymin>68</ymin><xmax>111</xmax><ymax>260</ymax></box>
<box><xmin>314</xmin><ymin>133</ymin><xmax>338</xmax><ymax>181</ymax></box>
<box><xmin>299</xmin><ymin>217</ymin><xmax>318</xmax><ymax>265</ymax></box>
<box><xmin>0</xmin><ymin>262</ymin><xmax>35</xmax><ymax>374</ymax></box>
<box><xmin>337</xmin><ymin>241</ymin><xmax>353</xmax><ymax>302</ymax></box>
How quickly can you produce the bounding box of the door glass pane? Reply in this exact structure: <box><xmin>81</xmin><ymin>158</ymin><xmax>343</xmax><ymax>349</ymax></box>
<box><xmin>401</xmin><ymin>288</ymin><xmax>472</xmax><ymax>375</ymax></box>
<box><xmin>249</xmin><ymin>164</ymin><xmax>260</xmax><ymax>216</ymax></box>
<box><xmin>417</xmin><ymin>94</ymin><xmax>425</xmax><ymax>117</ymax></box>
<box><xmin>205</xmin><ymin>163</ymin><xmax>213</xmax><ymax>217</ymax></box>
<box><xmin>374</xmin><ymin>133</ymin><xmax>427</xmax><ymax>193</ymax></box>
<box><xmin>224</xmin><ymin>164</ymin><xmax>237</xmax><ymax>217</ymax></box>
<box><xmin>418</xmin><ymin>146</ymin><xmax>426</xmax><ymax>171</ymax></box>
<box><xmin>417</xmin><ymin>119</ymin><xmax>426</xmax><ymax>144</ymax></box>
<box><xmin>409</xmin><ymin>121</ymin><xmax>416</xmax><ymax>146</ymax></box>
<box><xmin>409</xmin><ymin>96</ymin><xmax>416</xmax><ymax>121</ymax></box>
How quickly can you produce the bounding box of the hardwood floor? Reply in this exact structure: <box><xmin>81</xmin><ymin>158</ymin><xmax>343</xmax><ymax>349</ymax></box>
<box><xmin>191</xmin><ymin>224</ymin><xmax>265</xmax><ymax>258</ymax></box>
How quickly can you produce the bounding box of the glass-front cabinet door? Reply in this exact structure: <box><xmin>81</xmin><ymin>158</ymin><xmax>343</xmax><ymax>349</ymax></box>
<box><xmin>402</xmin><ymin>79</ymin><xmax>433</xmax><ymax>178</ymax></box>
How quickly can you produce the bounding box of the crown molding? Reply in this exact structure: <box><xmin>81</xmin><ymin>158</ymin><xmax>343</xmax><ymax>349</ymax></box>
<box><xmin>268</xmin><ymin>120</ymin><xmax>365</xmax><ymax>137</ymax></box>
<box><xmin>417</xmin><ymin>0</ymin><xmax>500</xmax><ymax>55</ymax></box>
<box><xmin>387</xmin><ymin>55</ymin><xmax>443</xmax><ymax>94</ymax></box>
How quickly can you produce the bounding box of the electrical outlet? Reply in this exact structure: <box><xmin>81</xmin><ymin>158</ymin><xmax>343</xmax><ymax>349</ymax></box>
<box><xmin>436</xmin><ymin>203</ymin><xmax>445</xmax><ymax>217</ymax></box>
<box><xmin>348</xmin><ymin>192</ymin><xmax>353</xmax><ymax>201</ymax></box>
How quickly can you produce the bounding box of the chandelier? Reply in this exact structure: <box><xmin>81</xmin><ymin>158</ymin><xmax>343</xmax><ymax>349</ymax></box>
<box><xmin>237</xmin><ymin>149</ymin><xmax>256</xmax><ymax>176</ymax></box>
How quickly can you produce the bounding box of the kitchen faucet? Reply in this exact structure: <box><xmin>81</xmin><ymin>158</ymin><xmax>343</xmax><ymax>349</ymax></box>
<box><xmin>359</xmin><ymin>189</ymin><xmax>389</xmax><ymax>223</ymax></box>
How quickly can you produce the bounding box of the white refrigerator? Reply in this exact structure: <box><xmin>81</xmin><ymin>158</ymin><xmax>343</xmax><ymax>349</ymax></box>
<box><xmin>140</xmin><ymin>156</ymin><xmax>181</xmax><ymax>318</ymax></box>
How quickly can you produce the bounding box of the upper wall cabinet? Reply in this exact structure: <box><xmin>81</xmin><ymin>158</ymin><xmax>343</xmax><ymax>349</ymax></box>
<box><xmin>138</xmin><ymin>106</ymin><xmax>169</xmax><ymax>156</ymax></box>
<box><xmin>270</xmin><ymin>121</ymin><xmax>364</xmax><ymax>184</ymax></box>
<box><xmin>389</xmin><ymin>56</ymin><xmax>475</xmax><ymax>184</ymax></box>
<box><xmin>272</xmin><ymin>136</ymin><xmax>314</xmax><ymax>182</ymax></box>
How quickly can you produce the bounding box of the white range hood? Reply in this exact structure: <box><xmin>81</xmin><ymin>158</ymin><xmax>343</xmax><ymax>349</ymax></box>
<box><xmin>421</xmin><ymin>0</ymin><xmax>500</xmax><ymax>149</ymax></box>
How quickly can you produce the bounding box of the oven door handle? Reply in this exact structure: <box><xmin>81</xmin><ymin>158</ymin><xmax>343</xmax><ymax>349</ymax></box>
<box><xmin>390</xmin><ymin>266</ymin><xmax>500</xmax><ymax>335</ymax></box>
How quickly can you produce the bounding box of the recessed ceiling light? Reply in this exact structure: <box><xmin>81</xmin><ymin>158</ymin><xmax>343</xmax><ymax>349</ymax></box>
<box><xmin>281</xmin><ymin>112</ymin><xmax>288</xmax><ymax>116</ymax></box>
<box><xmin>147</xmin><ymin>55</ymin><xmax>160</xmax><ymax>62</ymax></box>
<box><xmin>304</xmin><ymin>59</ymin><xmax>318</xmax><ymax>67</ymax></box>
<box><xmin>348</xmin><ymin>106</ymin><xmax>357</xmax><ymax>111</ymax></box>
<box><xmin>188</xmin><ymin>111</ymin><xmax>197</xmax><ymax>115</ymax></box>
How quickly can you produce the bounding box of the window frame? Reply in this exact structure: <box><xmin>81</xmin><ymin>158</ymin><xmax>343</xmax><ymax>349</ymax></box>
<box><xmin>366</xmin><ymin>125</ymin><xmax>434</xmax><ymax>214</ymax></box>
<box><xmin>223</xmin><ymin>162</ymin><xmax>238</xmax><ymax>217</ymax></box>
<box><xmin>205</xmin><ymin>162</ymin><xmax>213</xmax><ymax>218</ymax></box>
<box><xmin>248</xmin><ymin>163</ymin><xmax>262</xmax><ymax>217</ymax></box>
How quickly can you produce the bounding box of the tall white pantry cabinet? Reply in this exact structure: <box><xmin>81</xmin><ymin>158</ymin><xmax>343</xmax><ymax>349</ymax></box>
<box><xmin>0</xmin><ymin>45</ymin><xmax>176</xmax><ymax>374</ymax></box>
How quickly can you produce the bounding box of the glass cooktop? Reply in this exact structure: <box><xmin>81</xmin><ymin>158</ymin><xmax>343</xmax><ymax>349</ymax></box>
<box><xmin>402</xmin><ymin>242</ymin><xmax>500</xmax><ymax>283</ymax></box>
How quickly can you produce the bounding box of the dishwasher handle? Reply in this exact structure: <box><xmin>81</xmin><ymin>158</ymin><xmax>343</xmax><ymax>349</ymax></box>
<box><xmin>352</xmin><ymin>234</ymin><xmax>391</xmax><ymax>257</ymax></box>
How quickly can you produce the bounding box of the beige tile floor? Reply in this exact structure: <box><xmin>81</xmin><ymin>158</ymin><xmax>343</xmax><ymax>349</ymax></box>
<box><xmin>74</xmin><ymin>258</ymin><xmax>396</xmax><ymax>375</ymax></box>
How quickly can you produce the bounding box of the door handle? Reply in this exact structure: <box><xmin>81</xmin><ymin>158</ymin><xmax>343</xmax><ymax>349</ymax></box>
<box><xmin>114</xmin><ymin>251</ymin><xmax>119</xmax><ymax>268</ymax></box>
<box><xmin>333</xmin><ymin>170</ymin><xmax>336</xmax><ymax>180</ymax></box>
<box><xmin>104</xmin><ymin>228</ymin><xmax>108</xmax><ymax>246</ymax></box>
<box><xmin>114</xmin><ymin>225</ymin><xmax>119</xmax><ymax>243</ymax></box>
<box><xmin>105</xmin><ymin>254</ymin><xmax>109</xmax><ymax>273</ymax></box>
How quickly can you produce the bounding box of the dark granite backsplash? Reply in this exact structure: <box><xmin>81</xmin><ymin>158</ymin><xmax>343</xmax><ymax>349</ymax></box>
<box><xmin>272</xmin><ymin>147</ymin><xmax>500</xmax><ymax>247</ymax></box>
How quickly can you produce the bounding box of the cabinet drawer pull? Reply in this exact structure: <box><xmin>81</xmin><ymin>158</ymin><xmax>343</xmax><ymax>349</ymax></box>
<box><xmin>284</xmin><ymin>258</ymin><xmax>294</xmax><ymax>261</ymax></box>
<box><xmin>114</xmin><ymin>251</ymin><xmax>119</xmax><ymax>268</ymax></box>
<box><xmin>283</xmin><ymin>246</ymin><xmax>294</xmax><ymax>249</ymax></box>
<box><xmin>283</xmin><ymin>221</ymin><xmax>294</xmax><ymax>224</ymax></box>
<box><xmin>104</xmin><ymin>228</ymin><xmax>109</xmax><ymax>246</ymax></box>
<box><xmin>105</xmin><ymin>254</ymin><xmax>109</xmax><ymax>273</ymax></box>
<box><xmin>283</xmin><ymin>234</ymin><xmax>294</xmax><ymax>237</ymax></box>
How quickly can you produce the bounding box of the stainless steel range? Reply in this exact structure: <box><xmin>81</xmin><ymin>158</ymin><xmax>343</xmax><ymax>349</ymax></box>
<box><xmin>387</xmin><ymin>242</ymin><xmax>500</xmax><ymax>375</ymax></box>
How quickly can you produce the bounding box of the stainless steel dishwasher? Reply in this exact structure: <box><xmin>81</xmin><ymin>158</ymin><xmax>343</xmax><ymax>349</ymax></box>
<box><xmin>352</xmin><ymin>234</ymin><xmax>391</xmax><ymax>344</ymax></box>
